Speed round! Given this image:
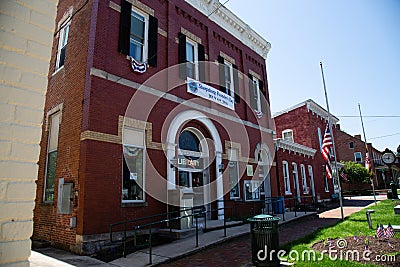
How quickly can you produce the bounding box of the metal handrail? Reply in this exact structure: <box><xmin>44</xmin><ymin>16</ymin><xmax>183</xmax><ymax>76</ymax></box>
<box><xmin>109</xmin><ymin>205</ymin><xmax>232</xmax><ymax>264</ymax></box>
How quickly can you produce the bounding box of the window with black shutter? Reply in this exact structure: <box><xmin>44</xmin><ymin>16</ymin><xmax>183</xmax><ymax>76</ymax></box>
<box><xmin>178</xmin><ymin>34</ymin><xmax>204</xmax><ymax>80</ymax></box>
<box><xmin>218</xmin><ymin>57</ymin><xmax>240</xmax><ymax>103</ymax></box>
<box><xmin>119</xmin><ymin>1</ymin><xmax>158</xmax><ymax>67</ymax></box>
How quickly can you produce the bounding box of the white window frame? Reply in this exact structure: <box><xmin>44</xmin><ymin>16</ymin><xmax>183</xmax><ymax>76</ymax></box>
<box><xmin>354</xmin><ymin>152</ymin><xmax>362</xmax><ymax>163</ymax></box>
<box><xmin>317</xmin><ymin>127</ymin><xmax>322</xmax><ymax>152</ymax></box>
<box><xmin>130</xmin><ymin>7</ymin><xmax>149</xmax><ymax>62</ymax></box>
<box><xmin>300</xmin><ymin>164</ymin><xmax>308</xmax><ymax>194</ymax></box>
<box><xmin>324</xmin><ymin>171</ymin><xmax>329</xmax><ymax>192</ymax></box>
<box><xmin>283</xmin><ymin>161</ymin><xmax>291</xmax><ymax>195</ymax></box>
<box><xmin>55</xmin><ymin>20</ymin><xmax>70</xmax><ymax>70</ymax></box>
<box><xmin>43</xmin><ymin>111</ymin><xmax>61</xmax><ymax>202</ymax></box>
<box><xmin>228</xmin><ymin>148</ymin><xmax>240</xmax><ymax>199</ymax></box>
<box><xmin>244</xmin><ymin>180</ymin><xmax>261</xmax><ymax>201</ymax></box>
<box><xmin>252</xmin><ymin>76</ymin><xmax>261</xmax><ymax>112</ymax></box>
<box><xmin>282</xmin><ymin>129</ymin><xmax>294</xmax><ymax>142</ymax></box>
<box><xmin>292</xmin><ymin>162</ymin><xmax>301</xmax><ymax>201</ymax></box>
<box><xmin>186</xmin><ymin>38</ymin><xmax>199</xmax><ymax>80</ymax></box>
<box><xmin>307</xmin><ymin>165</ymin><xmax>315</xmax><ymax>197</ymax></box>
<box><xmin>223</xmin><ymin>59</ymin><xmax>235</xmax><ymax>98</ymax></box>
<box><xmin>122</xmin><ymin>127</ymin><xmax>146</xmax><ymax>203</ymax></box>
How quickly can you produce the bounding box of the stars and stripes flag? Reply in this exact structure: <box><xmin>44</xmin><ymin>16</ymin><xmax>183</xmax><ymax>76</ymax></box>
<box><xmin>255</xmin><ymin>110</ymin><xmax>263</xmax><ymax>119</ymax></box>
<box><xmin>321</xmin><ymin>124</ymin><xmax>332</xmax><ymax>162</ymax></box>
<box><xmin>325</xmin><ymin>163</ymin><xmax>332</xmax><ymax>179</ymax></box>
<box><xmin>130</xmin><ymin>57</ymin><xmax>147</xmax><ymax>74</ymax></box>
<box><xmin>376</xmin><ymin>224</ymin><xmax>385</xmax><ymax>238</ymax></box>
<box><xmin>365</xmin><ymin>150</ymin><xmax>373</xmax><ymax>175</ymax></box>
<box><xmin>340</xmin><ymin>171</ymin><xmax>348</xmax><ymax>182</ymax></box>
<box><xmin>385</xmin><ymin>223</ymin><xmax>395</xmax><ymax>238</ymax></box>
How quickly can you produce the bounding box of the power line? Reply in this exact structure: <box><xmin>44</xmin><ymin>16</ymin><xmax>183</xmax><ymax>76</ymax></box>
<box><xmin>208</xmin><ymin>0</ymin><xmax>231</xmax><ymax>17</ymax></box>
<box><xmin>369</xmin><ymin>132</ymin><xmax>400</xmax><ymax>140</ymax></box>
<box><xmin>337</xmin><ymin>115</ymin><xmax>400</xmax><ymax>118</ymax></box>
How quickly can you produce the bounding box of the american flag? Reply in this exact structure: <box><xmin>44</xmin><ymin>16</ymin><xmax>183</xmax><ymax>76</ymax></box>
<box><xmin>325</xmin><ymin>163</ymin><xmax>332</xmax><ymax>179</ymax></box>
<box><xmin>376</xmin><ymin>224</ymin><xmax>385</xmax><ymax>238</ymax></box>
<box><xmin>321</xmin><ymin>124</ymin><xmax>332</xmax><ymax>162</ymax></box>
<box><xmin>255</xmin><ymin>110</ymin><xmax>263</xmax><ymax>119</ymax></box>
<box><xmin>130</xmin><ymin>57</ymin><xmax>147</xmax><ymax>74</ymax></box>
<box><xmin>365</xmin><ymin>151</ymin><xmax>372</xmax><ymax>175</ymax></box>
<box><xmin>340</xmin><ymin>171</ymin><xmax>348</xmax><ymax>182</ymax></box>
<box><xmin>385</xmin><ymin>223</ymin><xmax>395</xmax><ymax>238</ymax></box>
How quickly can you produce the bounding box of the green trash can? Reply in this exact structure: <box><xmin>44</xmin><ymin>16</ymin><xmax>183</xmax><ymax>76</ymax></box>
<box><xmin>248</xmin><ymin>214</ymin><xmax>281</xmax><ymax>267</ymax></box>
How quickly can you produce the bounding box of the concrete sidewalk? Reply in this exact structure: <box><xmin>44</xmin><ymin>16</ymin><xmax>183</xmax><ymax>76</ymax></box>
<box><xmin>29</xmin><ymin>211</ymin><xmax>314</xmax><ymax>267</ymax></box>
<box><xmin>319</xmin><ymin>195</ymin><xmax>386</xmax><ymax>219</ymax></box>
<box><xmin>30</xmin><ymin>195</ymin><xmax>386</xmax><ymax>267</ymax></box>
<box><xmin>109</xmin><ymin>211</ymin><xmax>315</xmax><ymax>267</ymax></box>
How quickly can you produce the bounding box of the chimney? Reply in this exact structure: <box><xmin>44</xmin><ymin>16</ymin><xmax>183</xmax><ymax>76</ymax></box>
<box><xmin>354</xmin><ymin>134</ymin><xmax>361</xmax><ymax>140</ymax></box>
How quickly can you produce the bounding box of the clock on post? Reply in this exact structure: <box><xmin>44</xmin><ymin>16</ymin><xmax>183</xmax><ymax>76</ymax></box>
<box><xmin>382</xmin><ymin>148</ymin><xmax>398</xmax><ymax>199</ymax></box>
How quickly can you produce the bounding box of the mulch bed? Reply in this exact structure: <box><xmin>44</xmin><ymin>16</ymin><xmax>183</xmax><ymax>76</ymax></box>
<box><xmin>312</xmin><ymin>236</ymin><xmax>400</xmax><ymax>266</ymax></box>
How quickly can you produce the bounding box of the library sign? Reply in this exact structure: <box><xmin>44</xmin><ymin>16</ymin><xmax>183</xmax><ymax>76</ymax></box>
<box><xmin>187</xmin><ymin>78</ymin><xmax>234</xmax><ymax>110</ymax></box>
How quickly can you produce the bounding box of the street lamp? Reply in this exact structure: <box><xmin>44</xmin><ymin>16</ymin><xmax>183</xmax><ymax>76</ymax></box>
<box><xmin>382</xmin><ymin>148</ymin><xmax>397</xmax><ymax>200</ymax></box>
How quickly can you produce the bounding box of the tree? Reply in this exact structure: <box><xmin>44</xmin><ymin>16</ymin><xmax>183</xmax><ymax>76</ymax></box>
<box><xmin>340</xmin><ymin>161</ymin><xmax>372</xmax><ymax>184</ymax></box>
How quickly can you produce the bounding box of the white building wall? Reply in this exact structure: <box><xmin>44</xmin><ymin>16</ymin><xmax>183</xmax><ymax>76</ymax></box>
<box><xmin>0</xmin><ymin>1</ymin><xmax>57</xmax><ymax>266</ymax></box>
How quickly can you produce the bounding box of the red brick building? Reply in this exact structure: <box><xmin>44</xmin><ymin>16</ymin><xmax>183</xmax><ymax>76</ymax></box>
<box><xmin>273</xmin><ymin>99</ymin><xmax>341</xmax><ymax>202</ymax></box>
<box><xmin>33</xmin><ymin>0</ymin><xmax>275</xmax><ymax>254</ymax></box>
<box><xmin>335</xmin><ymin>130</ymin><xmax>389</xmax><ymax>191</ymax></box>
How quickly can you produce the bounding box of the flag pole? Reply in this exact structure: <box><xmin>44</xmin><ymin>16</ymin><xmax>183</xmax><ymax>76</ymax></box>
<box><xmin>320</xmin><ymin>62</ymin><xmax>344</xmax><ymax>220</ymax></box>
<box><xmin>358</xmin><ymin>103</ymin><xmax>377</xmax><ymax>205</ymax></box>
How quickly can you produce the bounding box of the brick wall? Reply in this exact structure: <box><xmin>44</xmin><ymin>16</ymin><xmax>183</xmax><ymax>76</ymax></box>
<box><xmin>0</xmin><ymin>0</ymin><xmax>57</xmax><ymax>265</ymax></box>
<box><xmin>33</xmin><ymin>0</ymin><xmax>91</xmax><ymax>250</ymax></box>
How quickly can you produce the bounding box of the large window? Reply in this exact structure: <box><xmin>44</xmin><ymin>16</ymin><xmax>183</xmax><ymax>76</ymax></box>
<box><xmin>251</xmin><ymin>76</ymin><xmax>261</xmax><ymax>111</ymax></box>
<box><xmin>122</xmin><ymin>128</ymin><xmax>145</xmax><ymax>202</ymax></box>
<box><xmin>185</xmin><ymin>38</ymin><xmax>198</xmax><ymax>80</ymax></box>
<box><xmin>229</xmin><ymin>149</ymin><xmax>240</xmax><ymax>199</ymax></box>
<box><xmin>292</xmin><ymin>163</ymin><xmax>300</xmax><ymax>200</ymax></box>
<box><xmin>223</xmin><ymin>60</ymin><xmax>234</xmax><ymax>97</ymax></box>
<box><xmin>44</xmin><ymin>111</ymin><xmax>61</xmax><ymax>202</ymax></box>
<box><xmin>118</xmin><ymin>2</ymin><xmax>158</xmax><ymax>66</ymax></box>
<box><xmin>283</xmin><ymin>161</ymin><xmax>291</xmax><ymax>194</ymax></box>
<box><xmin>300</xmin><ymin>164</ymin><xmax>308</xmax><ymax>194</ymax></box>
<box><xmin>244</xmin><ymin>180</ymin><xmax>261</xmax><ymax>201</ymax></box>
<box><xmin>129</xmin><ymin>8</ymin><xmax>148</xmax><ymax>62</ymax></box>
<box><xmin>354</xmin><ymin>152</ymin><xmax>362</xmax><ymax>163</ymax></box>
<box><xmin>55</xmin><ymin>21</ymin><xmax>70</xmax><ymax>70</ymax></box>
<box><xmin>308</xmin><ymin>165</ymin><xmax>315</xmax><ymax>197</ymax></box>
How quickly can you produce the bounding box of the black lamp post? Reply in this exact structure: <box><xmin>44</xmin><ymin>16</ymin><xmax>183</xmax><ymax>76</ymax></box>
<box><xmin>382</xmin><ymin>148</ymin><xmax>398</xmax><ymax>200</ymax></box>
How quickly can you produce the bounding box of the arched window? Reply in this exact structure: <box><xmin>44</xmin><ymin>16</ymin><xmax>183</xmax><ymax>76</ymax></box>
<box><xmin>179</xmin><ymin>130</ymin><xmax>200</xmax><ymax>152</ymax></box>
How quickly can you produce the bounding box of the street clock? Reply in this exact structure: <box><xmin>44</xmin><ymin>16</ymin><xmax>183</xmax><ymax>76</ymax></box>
<box><xmin>382</xmin><ymin>151</ymin><xmax>396</xmax><ymax>165</ymax></box>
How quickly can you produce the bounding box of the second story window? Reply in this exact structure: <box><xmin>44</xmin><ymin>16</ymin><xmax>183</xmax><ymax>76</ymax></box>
<box><xmin>129</xmin><ymin>9</ymin><xmax>148</xmax><ymax>62</ymax></box>
<box><xmin>56</xmin><ymin>21</ymin><xmax>70</xmax><ymax>70</ymax></box>
<box><xmin>248</xmin><ymin>74</ymin><xmax>265</xmax><ymax>113</ymax></box>
<box><xmin>178</xmin><ymin>33</ymin><xmax>205</xmax><ymax>81</ymax></box>
<box><xmin>218</xmin><ymin>56</ymin><xmax>240</xmax><ymax>103</ymax></box>
<box><xmin>185</xmin><ymin>38</ymin><xmax>198</xmax><ymax>80</ymax></box>
<box><xmin>119</xmin><ymin>1</ymin><xmax>158</xmax><ymax>66</ymax></box>
<box><xmin>282</xmin><ymin>129</ymin><xmax>294</xmax><ymax>142</ymax></box>
<box><xmin>349</xmin><ymin>142</ymin><xmax>354</xmax><ymax>149</ymax></box>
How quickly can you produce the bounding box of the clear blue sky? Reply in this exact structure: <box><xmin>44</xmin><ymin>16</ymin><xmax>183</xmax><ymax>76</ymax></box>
<box><xmin>225</xmin><ymin>0</ymin><xmax>400</xmax><ymax>152</ymax></box>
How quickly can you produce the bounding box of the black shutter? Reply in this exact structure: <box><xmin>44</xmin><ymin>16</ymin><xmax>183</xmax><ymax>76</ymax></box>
<box><xmin>118</xmin><ymin>0</ymin><xmax>132</xmax><ymax>55</ymax></box>
<box><xmin>198</xmin><ymin>44</ymin><xmax>206</xmax><ymax>82</ymax></box>
<box><xmin>147</xmin><ymin>15</ymin><xmax>158</xmax><ymax>67</ymax></box>
<box><xmin>259</xmin><ymin>80</ymin><xmax>267</xmax><ymax>113</ymax></box>
<box><xmin>178</xmin><ymin>33</ymin><xmax>187</xmax><ymax>79</ymax></box>
<box><xmin>248</xmin><ymin>74</ymin><xmax>257</xmax><ymax>110</ymax></box>
<box><xmin>218</xmin><ymin>56</ymin><xmax>226</xmax><ymax>93</ymax></box>
<box><xmin>233</xmin><ymin>64</ymin><xmax>240</xmax><ymax>103</ymax></box>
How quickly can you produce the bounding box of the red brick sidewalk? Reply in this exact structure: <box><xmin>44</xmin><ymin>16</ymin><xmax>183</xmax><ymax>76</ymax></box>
<box><xmin>159</xmin><ymin>215</ymin><xmax>339</xmax><ymax>267</ymax></box>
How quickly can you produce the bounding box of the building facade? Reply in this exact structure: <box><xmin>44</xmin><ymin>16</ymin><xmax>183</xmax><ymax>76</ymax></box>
<box><xmin>33</xmin><ymin>0</ymin><xmax>275</xmax><ymax>254</ymax></box>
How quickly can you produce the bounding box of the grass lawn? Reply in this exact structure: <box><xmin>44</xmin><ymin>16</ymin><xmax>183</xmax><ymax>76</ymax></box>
<box><xmin>280</xmin><ymin>200</ymin><xmax>400</xmax><ymax>266</ymax></box>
